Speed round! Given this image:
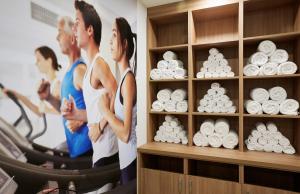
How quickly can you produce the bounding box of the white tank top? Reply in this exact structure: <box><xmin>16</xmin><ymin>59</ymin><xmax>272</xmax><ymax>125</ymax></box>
<box><xmin>82</xmin><ymin>53</ymin><xmax>118</xmax><ymax>164</ymax></box>
<box><xmin>114</xmin><ymin>68</ymin><xmax>137</xmax><ymax>169</ymax></box>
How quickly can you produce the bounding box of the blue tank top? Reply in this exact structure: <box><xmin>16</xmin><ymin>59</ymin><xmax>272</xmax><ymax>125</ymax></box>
<box><xmin>61</xmin><ymin>58</ymin><xmax>92</xmax><ymax>158</ymax></box>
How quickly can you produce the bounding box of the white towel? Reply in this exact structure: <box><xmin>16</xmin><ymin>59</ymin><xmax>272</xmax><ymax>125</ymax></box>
<box><xmin>174</xmin><ymin>67</ymin><xmax>187</xmax><ymax>79</ymax></box>
<box><xmin>267</xmin><ymin>138</ymin><xmax>278</xmax><ymax>146</ymax></box>
<box><xmin>204</xmin><ymin>72</ymin><xmax>213</xmax><ymax>78</ymax></box>
<box><xmin>227</xmin><ymin>106</ymin><xmax>237</xmax><ymax>113</ymax></box>
<box><xmin>157</xmin><ymin>89</ymin><xmax>172</xmax><ymax>102</ymax></box>
<box><xmin>263</xmin><ymin>144</ymin><xmax>273</xmax><ymax>152</ymax></box>
<box><xmin>216</xmin><ymin>87</ymin><xmax>226</xmax><ymax>95</ymax></box>
<box><xmin>152</xmin><ymin>100</ymin><xmax>164</xmax><ymax>112</ymax></box>
<box><xmin>165</xmin><ymin>125</ymin><xmax>173</xmax><ymax>133</ymax></box>
<box><xmin>209</xmin><ymin>48</ymin><xmax>219</xmax><ymax>56</ymax></box>
<box><xmin>164</xmin><ymin>100</ymin><xmax>176</xmax><ymax>112</ymax></box>
<box><xmin>197</xmin><ymin>106</ymin><xmax>205</xmax><ymax>112</ymax></box>
<box><xmin>199</xmin><ymin>99</ymin><xmax>208</xmax><ymax>107</ymax></box>
<box><xmin>245</xmin><ymin>140</ymin><xmax>256</xmax><ymax>151</ymax></box>
<box><xmin>204</xmin><ymin>105</ymin><xmax>213</xmax><ymax>113</ymax></box>
<box><xmin>262</xmin><ymin>100</ymin><xmax>280</xmax><ymax>115</ymax></box>
<box><xmin>268</xmin><ymin>86</ymin><xmax>287</xmax><ymax>103</ymax></box>
<box><xmin>273</xmin><ymin>144</ymin><xmax>283</xmax><ymax>153</ymax></box>
<box><xmin>279</xmin><ymin>137</ymin><xmax>290</xmax><ymax>146</ymax></box>
<box><xmin>258</xmin><ymin>137</ymin><xmax>267</xmax><ymax>145</ymax></box>
<box><xmin>176</xmin><ymin>100</ymin><xmax>188</xmax><ymax>112</ymax></box>
<box><xmin>266</xmin><ymin>122</ymin><xmax>277</xmax><ymax>132</ymax></box>
<box><xmin>279</xmin><ymin>99</ymin><xmax>299</xmax><ymax>115</ymax></box>
<box><xmin>283</xmin><ymin>145</ymin><xmax>295</xmax><ymax>155</ymax></box>
<box><xmin>150</xmin><ymin>68</ymin><xmax>162</xmax><ymax>80</ymax></box>
<box><xmin>226</xmin><ymin>72</ymin><xmax>235</xmax><ymax>77</ymax></box>
<box><xmin>173</xmin><ymin>125</ymin><xmax>183</xmax><ymax>133</ymax></box>
<box><xmin>214</xmin><ymin>118</ymin><xmax>230</xmax><ymax>136</ymax></box>
<box><xmin>196</xmin><ymin>72</ymin><xmax>205</xmax><ymax>78</ymax></box>
<box><xmin>171</xmin><ymin>89</ymin><xmax>187</xmax><ymax>102</ymax></box>
<box><xmin>208</xmin><ymin>55</ymin><xmax>216</xmax><ymax>62</ymax></box>
<box><xmin>168</xmin><ymin>60</ymin><xmax>184</xmax><ymax>70</ymax></box>
<box><xmin>163</xmin><ymin>51</ymin><xmax>177</xmax><ymax>61</ymax></box>
<box><xmin>208</xmin><ymin>133</ymin><xmax>222</xmax><ymax>148</ymax></box>
<box><xmin>215</xmin><ymin>53</ymin><xmax>224</xmax><ymax>60</ymax></box>
<box><xmin>162</xmin><ymin>122</ymin><xmax>170</xmax><ymax>127</ymax></box>
<box><xmin>161</xmin><ymin>69</ymin><xmax>175</xmax><ymax>79</ymax></box>
<box><xmin>258</xmin><ymin>40</ymin><xmax>276</xmax><ymax>56</ymax></box>
<box><xmin>212</xmin><ymin>72</ymin><xmax>219</xmax><ymax>78</ymax></box>
<box><xmin>245</xmin><ymin>100</ymin><xmax>263</xmax><ymax>114</ymax></box>
<box><xmin>261</xmin><ymin>62</ymin><xmax>278</xmax><ymax>76</ymax></box>
<box><xmin>270</xmin><ymin>49</ymin><xmax>289</xmax><ymax>64</ymax></box>
<box><xmin>249</xmin><ymin>52</ymin><xmax>268</xmax><ymax>66</ymax></box>
<box><xmin>223</xmin><ymin>131</ymin><xmax>238</xmax><ymax>149</ymax></box>
<box><xmin>254</xmin><ymin>143</ymin><xmax>264</xmax><ymax>151</ymax></box>
<box><xmin>165</xmin><ymin>115</ymin><xmax>175</xmax><ymax>122</ymax></box>
<box><xmin>250</xmin><ymin>88</ymin><xmax>269</xmax><ymax>103</ymax></box>
<box><xmin>277</xmin><ymin>61</ymin><xmax>298</xmax><ymax>75</ymax></box>
<box><xmin>256</xmin><ymin>122</ymin><xmax>267</xmax><ymax>133</ymax></box>
<box><xmin>243</xmin><ymin>64</ymin><xmax>260</xmax><ymax>76</ymax></box>
<box><xmin>193</xmin><ymin>132</ymin><xmax>209</xmax><ymax>147</ymax></box>
<box><xmin>157</xmin><ymin>60</ymin><xmax>169</xmax><ymax>70</ymax></box>
<box><xmin>200</xmin><ymin>119</ymin><xmax>215</xmax><ymax>136</ymax></box>
<box><xmin>207</xmin><ymin>88</ymin><xmax>217</xmax><ymax>96</ymax></box>
<box><xmin>223</xmin><ymin>65</ymin><xmax>231</xmax><ymax>73</ymax></box>
<box><xmin>181</xmin><ymin>137</ymin><xmax>188</xmax><ymax>145</ymax></box>
<box><xmin>251</xmin><ymin>129</ymin><xmax>262</xmax><ymax>138</ymax></box>
<box><xmin>170</xmin><ymin>120</ymin><xmax>180</xmax><ymax>128</ymax></box>
<box><xmin>219</xmin><ymin>59</ymin><xmax>228</xmax><ymax>66</ymax></box>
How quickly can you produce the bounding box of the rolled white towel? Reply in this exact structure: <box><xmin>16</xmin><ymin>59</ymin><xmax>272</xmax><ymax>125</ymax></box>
<box><xmin>215</xmin><ymin>66</ymin><xmax>224</xmax><ymax>73</ymax></box>
<box><xmin>251</xmin><ymin>129</ymin><xmax>262</xmax><ymax>138</ymax></box>
<box><xmin>245</xmin><ymin>140</ymin><xmax>256</xmax><ymax>151</ymax></box>
<box><xmin>208</xmin><ymin>133</ymin><xmax>223</xmax><ymax>148</ymax></box>
<box><xmin>207</xmin><ymin>88</ymin><xmax>217</xmax><ymax>96</ymax></box>
<box><xmin>182</xmin><ymin>137</ymin><xmax>188</xmax><ymax>145</ymax></box>
<box><xmin>162</xmin><ymin>122</ymin><xmax>170</xmax><ymax>127</ymax></box>
<box><xmin>199</xmin><ymin>99</ymin><xmax>208</xmax><ymax>107</ymax></box>
<box><xmin>214</xmin><ymin>118</ymin><xmax>230</xmax><ymax>136</ymax></box>
<box><xmin>165</xmin><ymin>115</ymin><xmax>175</xmax><ymax>122</ymax></box>
<box><xmin>173</xmin><ymin>125</ymin><xmax>183</xmax><ymax>134</ymax></box>
<box><xmin>227</xmin><ymin>106</ymin><xmax>237</xmax><ymax>113</ymax></box>
<box><xmin>267</xmin><ymin>138</ymin><xmax>278</xmax><ymax>146</ymax></box>
<box><xmin>200</xmin><ymin>119</ymin><xmax>215</xmax><ymax>136</ymax></box>
<box><xmin>262</xmin><ymin>100</ymin><xmax>280</xmax><ymax>115</ymax></box>
<box><xmin>165</xmin><ymin>125</ymin><xmax>173</xmax><ymax>133</ymax></box>
<box><xmin>212</xmin><ymin>106</ymin><xmax>221</xmax><ymax>113</ymax></box>
<box><xmin>204</xmin><ymin>105</ymin><xmax>213</xmax><ymax>113</ymax></box>
<box><xmin>283</xmin><ymin>145</ymin><xmax>295</xmax><ymax>155</ymax></box>
<box><xmin>215</xmin><ymin>53</ymin><xmax>224</xmax><ymax>60</ymax></box>
<box><xmin>217</xmin><ymin>87</ymin><xmax>226</xmax><ymax>95</ymax></box>
<box><xmin>212</xmin><ymin>72</ymin><xmax>219</xmax><ymax>78</ymax></box>
<box><xmin>174</xmin><ymin>67</ymin><xmax>187</xmax><ymax>79</ymax></box>
<box><xmin>152</xmin><ymin>100</ymin><xmax>164</xmax><ymax>112</ymax></box>
<box><xmin>268</xmin><ymin>86</ymin><xmax>287</xmax><ymax>103</ymax></box>
<box><xmin>223</xmin><ymin>131</ymin><xmax>238</xmax><ymax>149</ymax></box>
<box><xmin>277</xmin><ymin>61</ymin><xmax>297</xmax><ymax>75</ymax></box>
<box><xmin>279</xmin><ymin>99</ymin><xmax>299</xmax><ymax>115</ymax></box>
<box><xmin>224</xmin><ymin>100</ymin><xmax>233</xmax><ymax>108</ymax></box>
<box><xmin>223</xmin><ymin>65</ymin><xmax>232</xmax><ymax>73</ymax></box>
<box><xmin>165</xmin><ymin>100</ymin><xmax>176</xmax><ymax>112</ymax></box>
<box><xmin>273</xmin><ymin>144</ymin><xmax>283</xmax><ymax>153</ymax></box>
<box><xmin>243</xmin><ymin>64</ymin><xmax>260</xmax><ymax>76</ymax></box>
<box><xmin>154</xmin><ymin>135</ymin><xmax>161</xmax><ymax>142</ymax></box>
<box><xmin>174</xmin><ymin>137</ymin><xmax>181</xmax><ymax>144</ymax></box>
<box><xmin>219</xmin><ymin>72</ymin><xmax>227</xmax><ymax>77</ymax></box>
<box><xmin>254</xmin><ymin>143</ymin><xmax>264</xmax><ymax>151</ymax></box>
<box><xmin>157</xmin><ymin>60</ymin><xmax>169</xmax><ymax>70</ymax></box>
<box><xmin>279</xmin><ymin>137</ymin><xmax>290</xmax><ymax>146</ymax></box>
<box><xmin>176</xmin><ymin>100</ymin><xmax>188</xmax><ymax>112</ymax></box>
<box><xmin>161</xmin><ymin>69</ymin><xmax>175</xmax><ymax>79</ymax></box>
<box><xmin>163</xmin><ymin>51</ymin><xmax>177</xmax><ymax>61</ymax></box>
<box><xmin>193</xmin><ymin>132</ymin><xmax>209</xmax><ymax>147</ymax></box>
<box><xmin>178</xmin><ymin>130</ymin><xmax>187</xmax><ymax>139</ymax></box>
<box><xmin>270</xmin><ymin>49</ymin><xmax>289</xmax><ymax>64</ymax></box>
<box><xmin>197</xmin><ymin>105</ymin><xmax>205</xmax><ymax>112</ymax></box>
<box><xmin>256</xmin><ymin>122</ymin><xmax>267</xmax><ymax>133</ymax></box>
<box><xmin>171</xmin><ymin>89</ymin><xmax>187</xmax><ymax>102</ymax></box>
<box><xmin>219</xmin><ymin>59</ymin><xmax>228</xmax><ymax>66</ymax></box>
<box><xmin>208</xmin><ymin>55</ymin><xmax>216</xmax><ymax>62</ymax></box>
<box><xmin>261</xmin><ymin>62</ymin><xmax>278</xmax><ymax>76</ymax></box>
<box><xmin>209</xmin><ymin>48</ymin><xmax>219</xmax><ymax>56</ymax></box>
<box><xmin>249</xmin><ymin>52</ymin><xmax>268</xmax><ymax>66</ymax></box>
<box><xmin>271</xmin><ymin>131</ymin><xmax>283</xmax><ymax>140</ymax></box>
<box><xmin>157</xmin><ymin>89</ymin><xmax>172</xmax><ymax>102</ymax></box>
<box><xmin>263</xmin><ymin>143</ymin><xmax>273</xmax><ymax>152</ymax></box>
<box><xmin>170</xmin><ymin>119</ymin><xmax>180</xmax><ymax>128</ymax></box>
<box><xmin>258</xmin><ymin>40</ymin><xmax>276</xmax><ymax>56</ymax></box>
<box><xmin>245</xmin><ymin>100</ymin><xmax>263</xmax><ymax>114</ymax></box>
<box><xmin>205</xmin><ymin>72</ymin><xmax>213</xmax><ymax>78</ymax></box>
<box><xmin>250</xmin><ymin>88</ymin><xmax>269</xmax><ymax>103</ymax></box>
<box><xmin>266</xmin><ymin>122</ymin><xmax>277</xmax><ymax>132</ymax></box>
<box><xmin>258</xmin><ymin>137</ymin><xmax>267</xmax><ymax>145</ymax></box>
<box><xmin>226</xmin><ymin>72</ymin><xmax>235</xmax><ymax>77</ymax></box>
<box><xmin>150</xmin><ymin>68</ymin><xmax>162</xmax><ymax>80</ymax></box>
<box><xmin>168</xmin><ymin>60</ymin><xmax>184</xmax><ymax>70</ymax></box>
<box><xmin>196</xmin><ymin>72</ymin><xmax>205</xmax><ymax>78</ymax></box>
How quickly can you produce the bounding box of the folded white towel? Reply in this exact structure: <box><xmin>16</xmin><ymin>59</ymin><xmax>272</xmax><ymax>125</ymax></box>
<box><xmin>279</xmin><ymin>137</ymin><xmax>290</xmax><ymax>146</ymax></box>
<box><xmin>196</xmin><ymin>72</ymin><xmax>205</xmax><ymax>78</ymax></box>
<box><xmin>193</xmin><ymin>132</ymin><xmax>209</xmax><ymax>147</ymax></box>
<box><xmin>150</xmin><ymin>68</ymin><xmax>162</xmax><ymax>80</ymax></box>
<box><xmin>165</xmin><ymin>100</ymin><xmax>176</xmax><ymax>112</ymax></box>
<box><xmin>277</xmin><ymin>61</ymin><xmax>298</xmax><ymax>75</ymax></box>
<box><xmin>174</xmin><ymin>67</ymin><xmax>187</xmax><ymax>79</ymax></box>
<box><xmin>258</xmin><ymin>40</ymin><xmax>276</xmax><ymax>56</ymax></box>
<box><xmin>273</xmin><ymin>144</ymin><xmax>283</xmax><ymax>153</ymax></box>
<box><xmin>268</xmin><ymin>86</ymin><xmax>287</xmax><ymax>103</ymax></box>
<box><xmin>250</xmin><ymin>88</ymin><xmax>269</xmax><ymax>103</ymax></box>
<box><xmin>245</xmin><ymin>100</ymin><xmax>263</xmax><ymax>114</ymax></box>
<box><xmin>168</xmin><ymin>60</ymin><xmax>184</xmax><ymax>70</ymax></box>
<box><xmin>171</xmin><ymin>89</ymin><xmax>187</xmax><ymax>102</ymax></box>
<box><xmin>266</xmin><ymin>122</ymin><xmax>277</xmax><ymax>132</ymax></box>
<box><xmin>283</xmin><ymin>145</ymin><xmax>295</xmax><ymax>154</ymax></box>
<box><xmin>270</xmin><ymin>49</ymin><xmax>289</xmax><ymax>64</ymax></box>
<box><xmin>176</xmin><ymin>100</ymin><xmax>188</xmax><ymax>112</ymax></box>
<box><xmin>243</xmin><ymin>64</ymin><xmax>260</xmax><ymax>76</ymax></box>
<box><xmin>214</xmin><ymin>118</ymin><xmax>230</xmax><ymax>136</ymax></box>
<box><xmin>157</xmin><ymin>60</ymin><xmax>169</xmax><ymax>70</ymax></box>
<box><xmin>152</xmin><ymin>100</ymin><xmax>164</xmax><ymax>112</ymax></box>
<box><xmin>157</xmin><ymin>89</ymin><xmax>172</xmax><ymax>102</ymax></box>
<box><xmin>209</xmin><ymin>48</ymin><xmax>219</xmax><ymax>56</ymax></box>
<box><xmin>163</xmin><ymin>51</ymin><xmax>177</xmax><ymax>61</ymax></box>
<box><xmin>249</xmin><ymin>52</ymin><xmax>268</xmax><ymax>66</ymax></box>
<box><xmin>279</xmin><ymin>99</ymin><xmax>299</xmax><ymax>115</ymax></box>
<box><xmin>256</xmin><ymin>122</ymin><xmax>267</xmax><ymax>133</ymax></box>
<box><xmin>200</xmin><ymin>119</ymin><xmax>215</xmax><ymax>136</ymax></box>
<box><xmin>208</xmin><ymin>133</ymin><xmax>223</xmax><ymax>148</ymax></box>
<box><xmin>261</xmin><ymin>62</ymin><xmax>278</xmax><ymax>76</ymax></box>
<box><xmin>223</xmin><ymin>131</ymin><xmax>238</xmax><ymax>149</ymax></box>
<box><xmin>262</xmin><ymin>100</ymin><xmax>280</xmax><ymax>115</ymax></box>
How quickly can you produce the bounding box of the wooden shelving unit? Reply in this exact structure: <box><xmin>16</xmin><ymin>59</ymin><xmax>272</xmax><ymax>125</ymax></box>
<box><xmin>139</xmin><ymin>0</ymin><xmax>300</xmax><ymax>194</ymax></box>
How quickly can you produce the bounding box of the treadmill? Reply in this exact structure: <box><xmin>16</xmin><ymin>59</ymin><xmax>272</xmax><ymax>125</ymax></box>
<box><xmin>0</xmin><ymin>168</ymin><xmax>18</xmax><ymax>194</ymax></box>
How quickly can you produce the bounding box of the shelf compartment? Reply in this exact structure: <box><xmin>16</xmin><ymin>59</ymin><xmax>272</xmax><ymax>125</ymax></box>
<box><xmin>244</xmin><ymin>0</ymin><xmax>300</xmax><ymax>38</ymax></box>
<box><xmin>192</xmin><ymin>3</ymin><xmax>239</xmax><ymax>44</ymax></box>
<box><xmin>148</xmin><ymin>12</ymin><xmax>188</xmax><ymax>48</ymax></box>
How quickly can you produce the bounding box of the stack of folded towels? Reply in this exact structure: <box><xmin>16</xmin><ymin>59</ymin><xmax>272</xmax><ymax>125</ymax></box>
<box><xmin>245</xmin><ymin>122</ymin><xmax>295</xmax><ymax>154</ymax></box>
<box><xmin>197</xmin><ymin>82</ymin><xmax>237</xmax><ymax>113</ymax></box>
<box><xmin>196</xmin><ymin>48</ymin><xmax>235</xmax><ymax>78</ymax></box>
<box><xmin>152</xmin><ymin>88</ymin><xmax>188</xmax><ymax>112</ymax></box>
<box><xmin>150</xmin><ymin>51</ymin><xmax>187</xmax><ymax>80</ymax></box>
<box><xmin>245</xmin><ymin>86</ymin><xmax>299</xmax><ymax>115</ymax></box>
<box><xmin>193</xmin><ymin>118</ymin><xmax>238</xmax><ymax>149</ymax></box>
<box><xmin>243</xmin><ymin>40</ymin><xmax>298</xmax><ymax>76</ymax></box>
<box><xmin>154</xmin><ymin>115</ymin><xmax>188</xmax><ymax>145</ymax></box>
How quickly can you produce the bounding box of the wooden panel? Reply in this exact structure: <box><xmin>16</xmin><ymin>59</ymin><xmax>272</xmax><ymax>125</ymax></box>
<box><xmin>187</xmin><ymin>175</ymin><xmax>242</xmax><ymax>194</ymax></box>
<box><xmin>140</xmin><ymin>168</ymin><xmax>185</xmax><ymax>194</ymax></box>
<box><xmin>141</xmin><ymin>154</ymin><xmax>184</xmax><ymax>173</ymax></box>
<box><xmin>243</xmin><ymin>184</ymin><xmax>299</xmax><ymax>194</ymax></box>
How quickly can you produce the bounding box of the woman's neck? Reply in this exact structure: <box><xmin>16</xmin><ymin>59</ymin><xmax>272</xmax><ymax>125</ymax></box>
<box><xmin>119</xmin><ymin>55</ymin><xmax>130</xmax><ymax>75</ymax></box>
<box><xmin>46</xmin><ymin>70</ymin><xmax>56</xmax><ymax>82</ymax></box>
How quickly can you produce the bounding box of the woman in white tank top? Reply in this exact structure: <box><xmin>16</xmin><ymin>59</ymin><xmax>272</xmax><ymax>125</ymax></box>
<box><xmin>99</xmin><ymin>17</ymin><xmax>137</xmax><ymax>185</ymax></box>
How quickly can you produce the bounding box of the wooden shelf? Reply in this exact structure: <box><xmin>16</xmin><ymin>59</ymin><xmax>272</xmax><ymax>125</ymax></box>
<box><xmin>149</xmin><ymin>79</ymin><xmax>188</xmax><ymax>82</ymax></box>
<box><xmin>243</xmin><ymin>31</ymin><xmax>300</xmax><ymax>44</ymax></box>
<box><xmin>192</xmin><ymin>77</ymin><xmax>239</xmax><ymax>81</ymax></box>
<box><xmin>150</xmin><ymin>111</ymin><xmax>189</xmax><ymax>115</ymax></box>
<box><xmin>149</xmin><ymin>44</ymin><xmax>188</xmax><ymax>52</ymax></box>
<box><xmin>243</xmin><ymin>114</ymin><xmax>300</xmax><ymax>119</ymax></box>
<box><xmin>192</xmin><ymin>40</ymin><xmax>238</xmax><ymax>49</ymax></box>
<box><xmin>193</xmin><ymin>112</ymin><xmax>239</xmax><ymax>117</ymax></box>
<box><xmin>243</xmin><ymin>74</ymin><xmax>300</xmax><ymax>79</ymax></box>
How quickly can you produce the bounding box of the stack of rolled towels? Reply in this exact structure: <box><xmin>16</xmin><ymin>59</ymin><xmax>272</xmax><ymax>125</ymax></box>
<box><xmin>197</xmin><ymin>82</ymin><xmax>237</xmax><ymax>113</ymax></box>
<box><xmin>196</xmin><ymin>48</ymin><xmax>235</xmax><ymax>78</ymax></box>
<box><xmin>193</xmin><ymin>118</ymin><xmax>238</xmax><ymax>149</ymax></box>
<box><xmin>245</xmin><ymin>86</ymin><xmax>299</xmax><ymax>115</ymax></box>
<box><xmin>150</xmin><ymin>51</ymin><xmax>187</xmax><ymax>80</ymax></box>
<box><xmin>152</xmin><ymin>88</ymin><xmax>188</xmax><ymax>112</ymax></box>
<box><xmin>154</xmin><ymin>115</ymin><xmax>188</xmax><ymax>145</ymax></box>
<box><xmin>245</xmin><ymin>122</ymin><xmax>295</xmax><ymax>154</ymax></box>
<box><xmin>243</xmin><ymin>40</ymin><xmax>298</xmax><ymax>76</ymax></box>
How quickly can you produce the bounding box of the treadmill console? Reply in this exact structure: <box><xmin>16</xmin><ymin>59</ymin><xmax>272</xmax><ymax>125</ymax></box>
<box><xmin>0</xmin><ymin>168</ymin><xmax>18</xmax><ymax>194</ymax></box>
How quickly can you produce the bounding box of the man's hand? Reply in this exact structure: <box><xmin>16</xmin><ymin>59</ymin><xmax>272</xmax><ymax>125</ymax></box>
<box><xmin>66</xmin><ymin>120</ymin><xmax>84</xmax><ymax>133</ymax></box>
<box><xmin>61</xmin><ymin>95</ymin><xmax>79</xmax><ymax>120</ymax></box>
<box><xmin>88</xmin><ymin>123</ymin><xmax>102</xmax><ymax>143</ymax></box>
<box><xmin>37</xmin><ymin>79</ymin><xmax>51</xmax><ymax>100</ymax></box>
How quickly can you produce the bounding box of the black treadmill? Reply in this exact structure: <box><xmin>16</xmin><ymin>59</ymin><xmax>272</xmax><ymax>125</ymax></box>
<box><xmin>0</xmin><ymin>168</ymin><xmax>18</xmax><ymax>194</ymax></box>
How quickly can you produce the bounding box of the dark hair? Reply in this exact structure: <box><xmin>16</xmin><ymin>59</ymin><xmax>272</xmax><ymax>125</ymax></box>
<box><xmin>115</xmin><ymin>17</ymin><xmax>137</xmax><ymax>75</ymax></box>
<box><xmin>35</xmin><ymin>46</ymin><xmax>61</xmax><ymax>71</ymax></box>
<box><xmin>75</xmin><ymin>0</ymin><xmax>102</xmax><ymax>46</ymax></box>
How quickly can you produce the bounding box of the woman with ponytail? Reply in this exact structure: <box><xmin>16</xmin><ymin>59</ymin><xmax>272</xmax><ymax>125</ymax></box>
<box><xmin>98</xmin><ymin>17</ymin><xmax>137</xmax><ymax>185</ymax></box>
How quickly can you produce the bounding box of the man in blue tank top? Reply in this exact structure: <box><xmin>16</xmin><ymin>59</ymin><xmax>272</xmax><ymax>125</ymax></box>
<box><xmin>37</xmin><ymin>16</ymin><xmax>92</xmax><ymax>158</ymax></box>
